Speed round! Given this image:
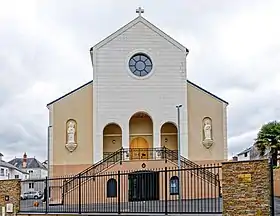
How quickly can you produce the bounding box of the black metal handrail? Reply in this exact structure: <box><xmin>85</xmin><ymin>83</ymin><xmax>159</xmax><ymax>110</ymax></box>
<box><xmin>62</xmin><ymin>147</ymin><xmax>219</xmax><ymax>195</ymax></box>
<box><xmin>163</xmin><ymin>148</ymin><xmax>219</xmax><ymax>185</ymax></box>
<box><xmin>63</xmin><ymin>148</ymin><xmax>123</xmax><ymax>193</ymax></box>
<box><xmin>63</xmin><ymin>147</ymin><xmax>163</xmax><ymax>193</ymax></box>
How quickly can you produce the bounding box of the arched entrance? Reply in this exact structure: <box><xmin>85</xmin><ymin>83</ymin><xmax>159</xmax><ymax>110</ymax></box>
<box><xmin>160</xmin><ymin>122</ymin><xmax>178</xmax><ymax>150</ymax></box>
<box><xmin>103</xmin><ymin>123</ymin><xmax>122</xmax><ymax>158</ymax></box>
<box><xmin>129</xmin><ymin>112</ymin><xmax>153</xmax><ymax>160</ymax></box>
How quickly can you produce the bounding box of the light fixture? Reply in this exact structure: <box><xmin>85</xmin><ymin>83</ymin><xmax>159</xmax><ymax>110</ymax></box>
<box><xmin>164</xmin><ymin>138</ymin><xmax>168</xmax><ymax>142</ymax></box>
<box><xmin>112</xmin><ymin>140</ymin><xmax>116</xmax><ymax>144</ymax></box>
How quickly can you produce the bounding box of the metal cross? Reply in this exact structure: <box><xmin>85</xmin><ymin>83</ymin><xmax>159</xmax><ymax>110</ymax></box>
<box><xmin>136</xmin><ymin>7</ymin><xmax>144</xmax><ymax>16</ymax></box>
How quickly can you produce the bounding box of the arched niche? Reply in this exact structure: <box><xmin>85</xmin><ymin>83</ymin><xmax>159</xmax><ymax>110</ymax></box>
<box><xmin>107</xmin><ymin>178</ymin><xmax>117</xmax><ymax>198</ymax></box>
<box><xmin>160</xmin><ymin>122</ymin><xmax>178</xmax><ymax>150</ymax></box>
<box><xmin>169</xmin><ymin>176</ymin><xmax>179</xmax><ymax>195</ymax></box>
<box><xmin>103</xmin><ymin>123</ymin><xmax>122</xmax><ymax>157</ymax></box>
<box><xmin>129</xmin><ymin>111</ymin><xmax>153</xmax><ymax>149</ymax></box>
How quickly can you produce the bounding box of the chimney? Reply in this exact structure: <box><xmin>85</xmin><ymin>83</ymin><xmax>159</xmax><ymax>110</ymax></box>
<box><xmin>0</xmin><ymin>153</ymin><xmax>3</xmax><ymax>161</ymax></box>
<box><xmin>22</xmin><ymin>152</ymin><xmax>27</xmax><ymax>168</ymax></box>
<box><xmin>232</xmin><ymin>156</ymin><xmax>238</xmax><ymax>162</ymax></box>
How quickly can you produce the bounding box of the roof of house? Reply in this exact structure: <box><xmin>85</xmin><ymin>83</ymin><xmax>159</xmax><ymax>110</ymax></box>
<box><xmin>237</xmin><ymin>146</ymin><xmax>253</xmax><ymax>156</ymax></box>
<box><xmin>0</xmin><ymin>153</ymin><xmax>3</xmax><ymax>157</ymax></box>
<box><xmin>0</xmin><ymin>160</ymin><xmax>28</xmax><ymax>174</ymax></box>
<box><xmin>8</xmin><ymin>158</ymin><xmax>47</xmax><ymax>170</ymax></box>
<box><xmin>47</xmin><ymin>80</ymin><xmax>228</xmax><ymax>107</ymax></box>
<box><xmin>42</xmin><ymin>160</ymin><xmax>48</xmax><ymax>169</ymax></box>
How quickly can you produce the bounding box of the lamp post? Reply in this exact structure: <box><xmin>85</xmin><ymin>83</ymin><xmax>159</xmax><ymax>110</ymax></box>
<box><xmin>46</xmin><ymin>125</ymin><xmax>52</xmax><ymax>207</ymax></box>
<box><xmin>176</xmin><ymin>104</ymin><xmax>182</xmax><ymax>205</ymax></box>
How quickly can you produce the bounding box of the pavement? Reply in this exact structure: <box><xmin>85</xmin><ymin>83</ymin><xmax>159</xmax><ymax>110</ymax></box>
<box><xmin>19</xmin><ymin>197</ymin><xmax>280</xmax><ymax>215</ymax></box>
<box><xmin>20</xmin><ymin>198</ymin><xmax>222</xmax><ymax>215</ymax></box>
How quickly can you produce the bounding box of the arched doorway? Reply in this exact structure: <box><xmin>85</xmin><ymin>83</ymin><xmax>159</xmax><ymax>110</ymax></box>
<box><xmin>129</xmin><ymin>112</ymin><xmax>153</xmax><ymax>160</ymax></box>
<box><xmin>160</xmin><ymin>122</ymin><xmax>178</xmax><ymax>150</ymax></box>
<box><xmin>103</xmin><ymin>123</ymin><xmax>122</xmax><ymax>158</ymax></box>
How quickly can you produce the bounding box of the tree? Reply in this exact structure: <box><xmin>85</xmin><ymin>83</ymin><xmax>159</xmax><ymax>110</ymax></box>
<box><xmin>254</xmin><ymin>121</ymin><xmax>280</xmax><ymax>166</ymax></box>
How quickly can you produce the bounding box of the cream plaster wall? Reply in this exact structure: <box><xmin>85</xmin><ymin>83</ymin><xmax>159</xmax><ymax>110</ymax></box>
<box><xmin>50</xmin><ymin>83</ymin><xmax>93</xmax><ymax>177</ymax></box>
<box><xmin>187</xmin><ymin>83</ymin><xmax>227</xmax><ymax>162</ymax></box>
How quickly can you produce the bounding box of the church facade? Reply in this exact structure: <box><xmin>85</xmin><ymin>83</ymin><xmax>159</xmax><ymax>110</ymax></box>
<box><xmin>47</xmin><ymin>12</ymin><xmax>228</xmax><ymax>178</ymax></box>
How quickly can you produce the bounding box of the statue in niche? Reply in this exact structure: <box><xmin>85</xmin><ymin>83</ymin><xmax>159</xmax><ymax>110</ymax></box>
<box><xmin>202</xmin><ymin>117</ymin><xmax>214</xmax><ymax>149</ymax></box>
<box><xmin>65</xmin><ymin>119</ymin><xmax>78</xmax><ymax>152</ymax></box>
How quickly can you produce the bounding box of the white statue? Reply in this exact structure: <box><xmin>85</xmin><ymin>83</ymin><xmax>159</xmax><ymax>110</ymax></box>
<box><xmin>203</xmin><ymin>120</ymin><xmax>212</xmax><ymax>140</ymax></box>
<box><xmin>67</xmin><ymin>121</ymin><xmax>76</xmax><ymax>144</ymax></box>
<box><xmin>65</xmin><ymin>120</ymin><xmax>77</xmax><ymax>152</ymax></box>
<box><xmin>202</xmin><ymin>118</ymin><xmax>213</xmax><ymax>149</ymax></box>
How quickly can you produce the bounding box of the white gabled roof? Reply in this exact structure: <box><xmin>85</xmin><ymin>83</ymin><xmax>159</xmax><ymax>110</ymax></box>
<box><xmin>91</xmin><ymin>15</ymin><xmax>188</xmax><ymax>53</ymax></box>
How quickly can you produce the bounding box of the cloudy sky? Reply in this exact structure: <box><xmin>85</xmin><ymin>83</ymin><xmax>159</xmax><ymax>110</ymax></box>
<box><xmin>0</xmin><ymin>0</ymin><xmax>280</xmax><ymax>162</ymax></box>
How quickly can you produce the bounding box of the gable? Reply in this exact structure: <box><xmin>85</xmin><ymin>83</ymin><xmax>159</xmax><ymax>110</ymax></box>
<box><xmin>91</xmin><ymin>16</ymin><xmax>188</xmax><ymax>53</ymax></box>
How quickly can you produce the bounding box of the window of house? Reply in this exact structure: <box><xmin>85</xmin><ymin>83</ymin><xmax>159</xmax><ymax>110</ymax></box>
<box><xmin>107</xmin><ymin>178</ymin><xmax>117</xmax><ymax>198</ymax></box>
<box><xmin>29</xmin><ymin>170</ymin><xmax>33</xmax><ymax>174</ymax></box>
<box><xmin>14</xmin><ymin>175</ymin><xmax>19</xmax><ymax>179</ymax></box>
<box><xmin>29</xmin><ymin>183</ymin><xmax>34</xmax><ymax>189</ymax></box>
<box><xmin>170</xmin><ymin>176</ymin><xmax>179</xmax><ymax>195</ymax></box>
<box><xmin>244</xmin><ymin>152</ymin><xmax>248</xmax><ymax>157</ymax></box>
<box><xmin>0</xmin><ymin>168</ymin><xmax>4</xmax><ymax>176</ymax></box>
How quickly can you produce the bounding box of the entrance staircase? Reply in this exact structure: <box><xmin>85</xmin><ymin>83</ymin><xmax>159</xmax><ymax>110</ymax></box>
<box><xmin>55</xmin><ymin>147</ymin><xmax>219</xmax><ymax>205</ymax></box>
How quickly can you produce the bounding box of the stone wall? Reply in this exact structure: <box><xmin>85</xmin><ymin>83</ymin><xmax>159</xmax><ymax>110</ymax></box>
<box><xmin>0</xmin><ymin>179</ymin><xmax>21</xmax><ymax>215</ymax></box>
<box><xmin>222</xmin><ymin>159</ymin><xmax>271</xmax><ymax>216</ymax></box>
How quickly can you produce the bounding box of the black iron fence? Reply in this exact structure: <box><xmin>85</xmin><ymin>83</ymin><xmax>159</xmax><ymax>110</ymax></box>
<box><xmin>20</xmin><ymin>164</ymin><xmax>222</xmax><ymax>215</ymax></box>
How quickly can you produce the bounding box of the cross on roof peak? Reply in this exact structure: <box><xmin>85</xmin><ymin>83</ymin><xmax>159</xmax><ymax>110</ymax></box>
<box><xmin>136</xmin><ymin>7</ymin><xmax>144</xmax><ymax>17</ymax></box>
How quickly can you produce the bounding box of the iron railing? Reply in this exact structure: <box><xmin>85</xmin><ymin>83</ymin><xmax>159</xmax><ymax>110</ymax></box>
<box><xmin>163</xmin><ymin>148</ymin><xmax>220</xmax><ymax>185</ymax></box>
<box><xmin>63</xmin><ymin>148</ymin><xmax>123</xmax><ymax>194</ymax></box>
<box><xmin>104</xmin><ymin>147</ymin><xmax>219</xmax><ymax>185</ymax></box>
<box><xmin>20</xmin><ymin>165</ymin><xmax>222</xmax><ymax>215</ymax></box>
<box><xmin>62</xmin><ymin>147</ymin><xmax>219</xmax><ymax>198</ymax></box>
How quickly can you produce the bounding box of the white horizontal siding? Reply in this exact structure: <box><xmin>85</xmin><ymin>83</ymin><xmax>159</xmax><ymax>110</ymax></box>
<box><xmin>93</xmin><ymin>21</ymin><xmax>188</xmax><ymax>162</ymax></box>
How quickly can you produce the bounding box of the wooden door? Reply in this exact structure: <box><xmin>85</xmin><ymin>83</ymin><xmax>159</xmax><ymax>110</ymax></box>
<box><xmin>130</xmin><ymin>137</ymin><xmax>149</xmax><ymax>160</ymax></box>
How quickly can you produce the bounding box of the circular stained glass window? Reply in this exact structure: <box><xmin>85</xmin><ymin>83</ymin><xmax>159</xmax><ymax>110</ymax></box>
<box><xmin>129</xmin><ymin>53</ymin><xmax>153</xmax><ymax>77</ymax></box>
